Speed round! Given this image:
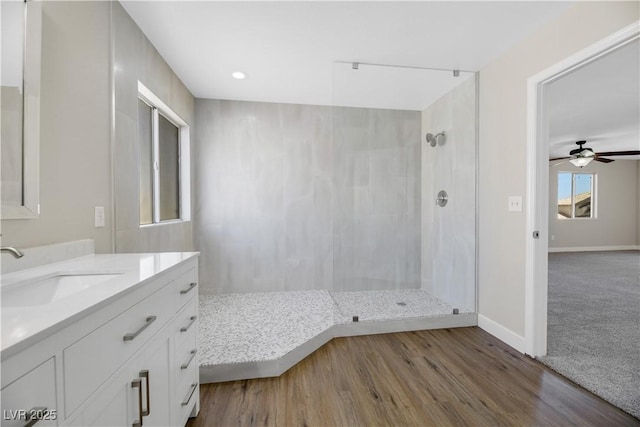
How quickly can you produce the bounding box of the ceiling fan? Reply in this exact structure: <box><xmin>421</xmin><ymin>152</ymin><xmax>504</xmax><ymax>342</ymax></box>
<box><xmin>549</xmin><ymin>140</ymin><xmax>640</xmax><ymax>168</ymax></box>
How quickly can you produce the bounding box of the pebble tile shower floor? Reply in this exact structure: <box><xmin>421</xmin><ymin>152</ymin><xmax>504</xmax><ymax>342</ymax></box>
<box><xmin>198</xmin><ymin>289</ymin><xmax>466</xmax><ymax>366</ymax></box>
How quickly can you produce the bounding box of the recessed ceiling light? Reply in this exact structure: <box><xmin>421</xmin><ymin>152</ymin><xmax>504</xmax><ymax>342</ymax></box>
<box><xmin>232</xmin><ymin>71</ymin><xmax>246</xmax><ymax>80</ymax></box>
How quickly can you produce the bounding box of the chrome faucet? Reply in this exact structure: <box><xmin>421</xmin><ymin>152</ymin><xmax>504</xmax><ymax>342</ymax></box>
<box><xmin>1</xmin><ymin>247</ymin><xmax>24</xmax><ymax>258</ymax></box>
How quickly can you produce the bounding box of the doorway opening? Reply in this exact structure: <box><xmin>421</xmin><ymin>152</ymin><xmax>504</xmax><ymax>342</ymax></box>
<box><xmin>525</xmin><ymin>20</ymin><xmax>639</xmax><ymax>417</ymax></box>
<box><xmin>525</xmin><ymin>20</ymin><xmax>639</xmax><ymax>357</ymax></box>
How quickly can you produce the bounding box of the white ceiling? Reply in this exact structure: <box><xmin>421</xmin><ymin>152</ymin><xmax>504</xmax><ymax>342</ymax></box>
<box><xmin>121</xmin><ymin>1</ymin><xmax>573</xmax><ymax>110</ymax></box>
<box><xmin>332</xmin><ymin>63</ymin><xmax>474</xmax><ymax>110</ymax></box>
<box><xmin>547</xmin><ymin>38</ymin><xmax>640</xmax><ymax>159</ymax></box>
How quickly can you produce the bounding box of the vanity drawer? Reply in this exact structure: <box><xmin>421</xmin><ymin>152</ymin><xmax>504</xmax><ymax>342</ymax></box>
<box><xmin>172</xmin><ymin>297</ymin><xmax>198</xmax><ymax>426</ymax></box>
<box><xmin>174</xmin><ymin>297</ymin><xmax>197</xmax><ymax>351</ymax></box>
<box><xmin>175</xmin><ymin>328</ymin><xmax>197</xmax><ymax>383</ymax></box>
<box><xmin>175</xmin><ymin>344</ymin><xmax>198</xmax><ymax>388</ymax></box>
<box><xmin>174</xmin><ymin>297</ymin><xmax>197</xmax><ymax>382</ymax></box>
<box><xmin>175</xmin><ymin>378</ymin><xmax>198</xmax><ymax>427</ymax></box>
<box><xmin>63</xmin><ymin>283</ymin><xmax>173</xmax><ymax>417</ymax></box>
<box><xmin>173</xmin><ymin>269</ymin><xmax>198</xmax><ymax>313</ymax></box>
<box><xmin>1</xmin><ymin>358</ymin><xmax>57</xmax><ymax>427</ymax></box>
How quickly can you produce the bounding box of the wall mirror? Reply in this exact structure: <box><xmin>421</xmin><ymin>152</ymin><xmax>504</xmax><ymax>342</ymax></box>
<box><xmin>1</xmin><ymin>0</ymin><xmax>41</xmax><ymax>219</ymax></box>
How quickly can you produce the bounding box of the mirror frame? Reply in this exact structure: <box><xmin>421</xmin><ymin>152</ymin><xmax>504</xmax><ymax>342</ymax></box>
<box><xmin>1</xmin><ymin>0</ymin><xmax>41</xmax><ymax>219</ymax></box>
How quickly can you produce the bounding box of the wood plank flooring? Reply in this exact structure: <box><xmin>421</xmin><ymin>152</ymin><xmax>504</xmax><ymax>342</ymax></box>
<box><xmin>188</xmin><ymin>327</ymin><xmax>639</xmax><ymax>427</ymax></box>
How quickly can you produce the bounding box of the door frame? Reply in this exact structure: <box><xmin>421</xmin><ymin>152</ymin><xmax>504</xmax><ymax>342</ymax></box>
<box><xmin>524</xmin><ymin>21</ymin><xmax>640</xmax><ymax>357</ymax></box>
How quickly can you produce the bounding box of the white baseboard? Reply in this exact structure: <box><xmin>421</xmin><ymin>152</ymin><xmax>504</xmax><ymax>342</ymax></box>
<box><xmin>548</xmin><ymin>245</ymin><xmax>639</xmax><ymax>253</ymax></box>
<box><xmin>478</xmin><ymin>314</ymin><xmax>526</xmax><ymax>354</ymax></box>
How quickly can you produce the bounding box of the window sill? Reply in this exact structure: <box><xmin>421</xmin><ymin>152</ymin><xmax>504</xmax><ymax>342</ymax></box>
<box><xmin>557</xmin><ymin>217</ymin><xmax>597</xmax><ymax>221</ymax></box>
<box><xmin>139</xmin><ymin>219</ymin><xmax>190</xmax><ymax>229</ymax></box>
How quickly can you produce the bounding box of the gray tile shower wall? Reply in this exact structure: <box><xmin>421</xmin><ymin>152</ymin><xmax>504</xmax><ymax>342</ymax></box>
<box><xmin>195</xmin><ymin>100</ymin><xmax>421</xmax><ymax>294</ymax></box>
<box><xmin>332</xmin><ymin>107</ymin><xmax>422</xmax><ymax>292</ymax></box>
<box><xmin>421</xmin><ymin>77</ymin><xmax>477</xmax><ymax>311</ymax></box>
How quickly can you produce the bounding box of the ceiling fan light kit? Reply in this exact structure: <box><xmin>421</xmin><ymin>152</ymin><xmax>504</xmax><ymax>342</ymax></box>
<box><xmin>569</xmin><ymin>156</ymin><xmax>593</xmax><ymax>168</ymax></box>
<box><xmin>550</xmin><ymin>140</ymin><xmax>640</xmax><ymax>167</ymax></box>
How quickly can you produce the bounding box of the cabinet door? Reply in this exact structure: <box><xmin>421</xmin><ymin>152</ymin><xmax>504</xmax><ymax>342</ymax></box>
<box><xmin>77</xmin><ymin>373</ymin><xmax>131</xmax><ymax>427</ymax></box>
<box><xmin>1</xmin><ymin>358</ymin><xmax>57</xmax><ymax>427</ymax></box>
<box><xmin>136</xmin><ymin>331</ymin><xmax>172</xmax><ymax>426</ymax></box>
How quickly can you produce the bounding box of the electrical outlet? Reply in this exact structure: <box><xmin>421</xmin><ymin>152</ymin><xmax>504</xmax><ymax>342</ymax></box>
<box><xmin>508</xmin><ymin>196</ymin><xmax>523</xmax><ymax>212</ymax></box>
<box><xmin>95</xmin><ymin>206</ymin><xmax>105</xmax><ymax>228</ymax></box>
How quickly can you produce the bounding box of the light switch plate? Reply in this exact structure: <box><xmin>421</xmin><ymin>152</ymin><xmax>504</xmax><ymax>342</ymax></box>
<box><xmin>95</xmin><ymin>206</ymin><xmax>105</xmax><ymax>228</ymax></box>
<box><xmin>508</xmin><ymin>196</ymin><xmax>523</xmax><ymax>212</ymax></box>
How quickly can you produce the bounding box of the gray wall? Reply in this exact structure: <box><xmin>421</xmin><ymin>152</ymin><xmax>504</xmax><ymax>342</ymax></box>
<box><xmin>0</xmin><ymin>2</ymin><xmax>196</xmax><ymax>266</ymax></box>
<box><xmin>478</xmin><ymin>1</ymin><xmax>638</xmax><ymax>337</ymax></box>
<box><xmin>333</xmin><ymin>107</ymin><xmax>422</xmax><ymax>292</ymax></box>
<box><xmin>194</xmin><ymin>99</ymin><xmax>421</xmax><ymax>294</ymax></box>
<box><xmin>1</xmin><ymin>2</ymin><xmax>112</xmax><ymax>255</ymax></box>
<box><xmin>421</xmin><ymin>76</ymin><xmax>477</xmax><ymax>311</ymax></box>
<box><xmin>549</xmin><ymin>160</ymin><xmax>639</xmax><ymax>249</ymax></box>
<box><xmin>112</xmin><ymin>2</ymin><xmax>194</xmax><ymax>253</ymax></box>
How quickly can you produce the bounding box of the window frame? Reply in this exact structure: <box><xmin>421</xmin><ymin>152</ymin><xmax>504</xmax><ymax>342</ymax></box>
<box><xmin>137</xmin><ymin>81</ymin><xmax>191</xmax><ymax>227</ymax></box>
<box><xmin>556</xmin><ymin>171</ymin><xmax>597</xmax><ymax>220</ymax></box>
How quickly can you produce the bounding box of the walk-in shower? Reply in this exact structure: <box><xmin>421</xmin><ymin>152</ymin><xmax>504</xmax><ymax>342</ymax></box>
<box><xmin>331</xmin><ymin>61</ymin><xmax>477</xmax><ymax>318</ymax></box>
<box><xmin>194</xmin><ymin>61</ymin><xmax>478</xmax><ymax>381</ymax></box>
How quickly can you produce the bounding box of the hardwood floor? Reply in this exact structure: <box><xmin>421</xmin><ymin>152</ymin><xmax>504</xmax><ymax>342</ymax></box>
<box><xmin>188</xmin><ymin>327</ymin><xmax>639</xmax><ymax>427</ymax></box>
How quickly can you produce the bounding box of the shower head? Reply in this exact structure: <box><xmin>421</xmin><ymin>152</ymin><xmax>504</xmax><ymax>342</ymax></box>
<box><xmin>425</xmin><ymin>131</ymin><xmax>445</xmax><ymax>147</ymax></box>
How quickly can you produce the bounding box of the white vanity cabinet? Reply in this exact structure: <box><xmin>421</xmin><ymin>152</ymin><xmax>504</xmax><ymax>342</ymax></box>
<box><xmin>0</xmin><ymin>254</ymin><xmax>199</xmax><ymax>427</ymax></box>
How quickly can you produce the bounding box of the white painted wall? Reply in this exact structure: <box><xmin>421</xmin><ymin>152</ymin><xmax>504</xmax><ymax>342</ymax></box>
<box><xmin>1</xmin><ymin>2</ymin><xmax>112</xmax><ymax>257</ymax></box>
<box><xmin>478</xmin><ymin>2</ymin><xmax>639</xmax><ymax>337</ymax></box>
<box><xmin>421</xmin><ymin>77</ymin><xmax>477</xmax><ymax>312</ymax></box>
<box><xmin>549</xmin><ymin>160</ymin><xmax>639</xmax><ymax>250</ymax></box>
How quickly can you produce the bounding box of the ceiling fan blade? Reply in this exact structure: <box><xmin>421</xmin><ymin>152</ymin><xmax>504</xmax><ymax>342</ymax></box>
<box><xmin>596</xmin><ymin>150</ymin><xmax>640</xmax><ymax>157</ymax></box>
<box><xmin>549</xmin><ymin>157</ymin><xmax>570</xmax><ymax>161</ymax></box>
<box><xmin>594</xmin><ymin>157</ymin><xmax>614</xmax><ymax>163</ymax></box>
<box><xmin>549</xmin><ymin>160</ymin><xmax>569</xmax><ymax>167</ymax></box>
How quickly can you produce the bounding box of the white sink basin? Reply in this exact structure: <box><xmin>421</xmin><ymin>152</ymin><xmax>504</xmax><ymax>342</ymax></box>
<box><xmin>1</xmin><ymin>272</ymin><xmax>122</xmax><ymax>307</ymax></box>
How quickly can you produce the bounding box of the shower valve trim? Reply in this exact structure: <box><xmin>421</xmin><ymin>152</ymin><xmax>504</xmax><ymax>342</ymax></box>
<box><xmin>425</xmin><ymin>131</ymin><xmax>445</xmax><ymax>147</ymax></box>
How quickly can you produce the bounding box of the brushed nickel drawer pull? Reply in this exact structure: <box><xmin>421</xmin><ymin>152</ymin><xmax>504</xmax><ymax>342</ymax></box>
<box><xmin>132</xmin><ymin>378</ymin><xmax>143</xmax><ymax>427</ymax></box>
<box><xmin>181</xmin><ymin>349</ymin><xmax>197</xmax><ymax>370</ymax></box>
<box><xmin>123</xmin><ymin>316</ymin><xmax>157</xmax><ymax>341</ymax></box>
<box><xmin>23</xmin><ymin>407</ymin><xmax>47</xmax><ymax>427</ymax></box>
<box><xmin>180</xmin><ymin>282</ymin><xmax>197</xmax><ymax>295</ymax></box>
<box><xmin>140</xmin><ymin>370</ymin><xmax>150</xmax><ymax>417</ymax></box>
<box><xmin>180</xmin><ymin>316</ymin><xmax>197</xmax><ymax>333</ymax></box>
<box><xmin>181</xmin><ymin>383</ymin><xmax>198</xmax><ymax>406</ymax></box>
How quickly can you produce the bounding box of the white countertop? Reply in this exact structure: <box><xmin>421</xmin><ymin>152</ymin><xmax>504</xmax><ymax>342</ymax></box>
<box><xmin>1</xmin><ymin>252</ymin><xmax>199</xmax><ymax>358</ymax></box>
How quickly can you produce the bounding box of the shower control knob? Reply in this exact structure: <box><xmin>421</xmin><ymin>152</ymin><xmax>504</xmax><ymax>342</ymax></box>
<box><xmin>436</xmin><ymin>190</ymin><xmax>448</xmax><ymax>207</ymax></box>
